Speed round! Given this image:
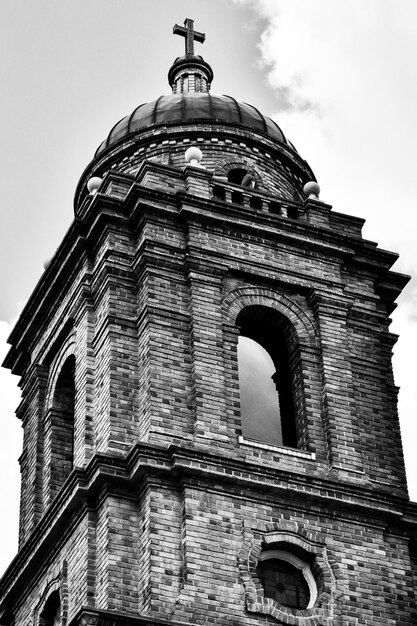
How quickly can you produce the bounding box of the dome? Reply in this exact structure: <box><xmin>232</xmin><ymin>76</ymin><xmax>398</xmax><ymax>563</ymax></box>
<box><xmin>95</xmin><ymin>93</ymin><xmax>292</xmax><ymax>157</ymax></box>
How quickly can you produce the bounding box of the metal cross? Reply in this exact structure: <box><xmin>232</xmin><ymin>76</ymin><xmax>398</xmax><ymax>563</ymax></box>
<box><xmin>173</xmin><ymin>18</ymin><xmax>205</xmax><ymax>56</ymax></box>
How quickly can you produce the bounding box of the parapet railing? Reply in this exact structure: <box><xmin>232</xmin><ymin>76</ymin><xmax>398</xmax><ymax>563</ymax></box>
<box><xmin>211</xmin><ymin>182</ymin><xmax>302</xmax><ymax>220</ymax></box>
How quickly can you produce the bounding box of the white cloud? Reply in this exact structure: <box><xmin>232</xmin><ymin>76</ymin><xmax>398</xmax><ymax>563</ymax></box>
<box><xmin>239</xmin><ymin>1</ymin><xmax>417</xmax><ymax>239</ymax></box>
<box><xmin>234</xmin><ymin>0</ymin><xmax>417</xmax><ymax>499</ymax></box>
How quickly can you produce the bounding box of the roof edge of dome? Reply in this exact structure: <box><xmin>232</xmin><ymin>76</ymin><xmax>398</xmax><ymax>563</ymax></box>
<box><xmin>75</xmin><ymin>119</ymin><xmax>315</xmax><ymax>215</ymax></box>
<box><xmin>95</xmin><ymin>93</ymin><xmax>292</xmax><ymax>158</ymax></box>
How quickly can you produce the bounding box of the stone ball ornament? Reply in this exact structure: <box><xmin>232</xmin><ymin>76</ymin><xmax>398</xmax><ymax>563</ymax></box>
<box><xmin>87</xmin><ymin>176</ymin><xmax>103</xmax><ymax>195</ymax></box>
<box><xmin>185</xmin><ymin>146</ymin><xmax>203</xmax><ymax>167</ymax></box>
<box><xmin>303</xmin><ymin>181</ymin><xmax>320</xmax><ymax>200</ymax></box>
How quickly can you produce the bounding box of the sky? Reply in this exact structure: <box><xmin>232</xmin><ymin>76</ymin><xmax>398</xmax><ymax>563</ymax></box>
<box><xmin>0</xmin><ymin>0</ymin><xmax>416</xmax><ymax>575</ymax></box>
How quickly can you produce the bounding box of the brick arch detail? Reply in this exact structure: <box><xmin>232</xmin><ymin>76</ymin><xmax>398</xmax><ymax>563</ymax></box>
<box><xmin>238</xmin><ymin>521</ymin><xmax>342</xmax><ymax>625</ymax></box>
<box><xmin>214</xmin><ymin>157</ymin><xmax>262</xmax><ymax>187</ymax></box>
<box><xmin>215</xmin><ymin>157</ymin><xmax>251</xmax><ymax>176</ymax></box>
<box><xmin>45</xmin><ymin>335</ymin><xmax>76</xmax><ymax>411</ymax></box>
<box><xmin>222</xmin><ymin>287</ymin><xmax>318</xmax><ymax>348</ymax></box>
<box><xmin>33</xmin><ymin>561</ymin><xmax>68</xmax><ymax>626</ymax></box>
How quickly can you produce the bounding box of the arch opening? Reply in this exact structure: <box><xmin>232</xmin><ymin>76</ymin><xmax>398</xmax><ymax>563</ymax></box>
<box><xmin>39</xmin><ymin>590</ymin><xmax>61</xmax><ymax>626</ymax></box>
<box><xmin>50</xmin><ymin>355</ymin><xmax>75</xmax><ymax>494</ymax></box>
<box><xmin>236</xmin><ymin>305</ymin><xmax>298</xmax><ymax>448</ymax></box>
<box><xmin>227</xmin><ymin>168</ymin><xmax>248</xmax><ymax>185</ymax></box>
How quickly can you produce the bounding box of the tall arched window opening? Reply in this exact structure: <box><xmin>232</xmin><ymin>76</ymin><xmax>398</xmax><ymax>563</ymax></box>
<box><xmin>39</xmin><ymin>590</ymin><xmax>61</xmax><ymax>626</ymax></box>
<box><xmin>236</xmin><ymin>306</ymin><xmax>298</xmax><ymax>448</ymax></box>
<box><xmin>50</xmin><ymin>355</ymin><xmax>75</xmax><ymax>495</ymax></box>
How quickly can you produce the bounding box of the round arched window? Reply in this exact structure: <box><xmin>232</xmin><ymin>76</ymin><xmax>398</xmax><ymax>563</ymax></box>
<box><xmin>39</xmin><ymin>590</ymin><xmax>61</xmax><ymax>626</ymax></box>
<box><xmin>256</xmin><ymin>550</ymin><xmax>317</xmax><ymax>610</ymax></box>
<box><xmin>50</xmin><ymin>355</ymin><xmax>76</xmax><ymax>494</ymax></box>
<box><xmin>236</xmin><ymin>305</ymin><xmax>298</xmax><ymax>448</ymax></box>
<box><xmin>227</xmin><ymin>168</ymin><xmax>248</xmax><ymax>185</ymax></box>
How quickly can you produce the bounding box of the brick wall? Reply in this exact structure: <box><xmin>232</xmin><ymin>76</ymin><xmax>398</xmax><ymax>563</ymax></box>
<box><xmin>2</xmin><ymin>122</ymin><xmax>416</xmax><ymax>626</ymax></box>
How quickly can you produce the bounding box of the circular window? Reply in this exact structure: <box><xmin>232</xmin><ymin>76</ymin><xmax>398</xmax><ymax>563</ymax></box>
<box><xmin>257</xmin><ymin>550</ymin><xmax>317</xmax><ymax>610</ymax></box>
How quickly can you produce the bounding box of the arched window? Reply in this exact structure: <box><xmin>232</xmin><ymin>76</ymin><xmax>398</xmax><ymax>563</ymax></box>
<box><xmin>237</xmin><ymin>306</ymin><xmax>297</xmax><ymax>447</ymax></box>
<box><xmin>50</xmin><ymin>355</ymin><xmax>75</xmax><ymax>495</ymax></box>
<box><xmin>227</xmin><ymin>168</ymin><xmax>248</xmax><ymax>185</ymax></box>
<box><xmin>39</xmin><ymin>590</ymin><xmax>61</xmax><ymax>626</ymax></box>
<box><xmin>227</xmin><ymin>168</ymin><xmax>257</xmax><ymax>188</ymax></box>
<box><xmin>257</xmin><ymin>550</ymin><xmax>317</xmax><ymax>610</ymax></box>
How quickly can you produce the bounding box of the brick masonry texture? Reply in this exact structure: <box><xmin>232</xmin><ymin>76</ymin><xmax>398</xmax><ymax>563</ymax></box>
<box><xmin>1</xmin><ymin>116</ymin><xmax>417</xmax><ymax>626</ymax></box>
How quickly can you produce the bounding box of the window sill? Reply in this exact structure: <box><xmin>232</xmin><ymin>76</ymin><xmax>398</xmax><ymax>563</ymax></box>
<box><xmin>238</xmin><ymin>436</ymin><xmax>316</xmax><ymax>460</ymax></box>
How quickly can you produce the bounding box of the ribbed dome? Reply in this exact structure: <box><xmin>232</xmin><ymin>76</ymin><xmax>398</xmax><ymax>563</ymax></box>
<box><xmin>95</xmin><ymin>93</ymin><xmax>291</xmax><ymax>157</ymax></box>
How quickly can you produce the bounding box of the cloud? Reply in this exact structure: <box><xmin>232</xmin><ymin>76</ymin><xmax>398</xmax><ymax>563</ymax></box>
<box><xmin>233</xmin><ymin>0</ymin><xmax>417</xmax><ymax>500</ymax></box>
<box><xmin>233</xmin><ymin>1</ymin><xmax>417</xmax><ymax>247</ymax></box>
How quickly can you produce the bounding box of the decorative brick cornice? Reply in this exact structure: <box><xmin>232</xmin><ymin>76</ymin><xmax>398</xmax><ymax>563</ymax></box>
<box><xmin>1</xmin><ymin>440</ymin><xmax>413</xmax><ymax>608</ymax></box>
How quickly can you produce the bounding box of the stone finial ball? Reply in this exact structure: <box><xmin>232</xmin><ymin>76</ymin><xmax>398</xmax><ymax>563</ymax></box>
<box><xmin>185</xmin><ymin>146</ymin><xmax>203</xmax><ymax>166</ymax></box>
<box><xmin>303</xmin><ymin>181</ymin><xmax>320</xmax><ymax>199</ymax></box>
<box><xmin>87</xmin><ymin>176</ymin><xmax>103</xmax><ymax>195</ymax></box>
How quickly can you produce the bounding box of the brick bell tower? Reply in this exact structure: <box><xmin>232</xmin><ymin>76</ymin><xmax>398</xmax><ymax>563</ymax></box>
<box><xmin>1</xmin><ymin>18</ymin><xmax>417</xmax><ymax>626</ymax></box>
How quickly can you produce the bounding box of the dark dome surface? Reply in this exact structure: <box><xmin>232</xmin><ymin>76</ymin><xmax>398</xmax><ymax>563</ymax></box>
<box><xmin>95</xmin><ymin>93</ymin><xmax>290</xmax><ymax>157</ymax></box>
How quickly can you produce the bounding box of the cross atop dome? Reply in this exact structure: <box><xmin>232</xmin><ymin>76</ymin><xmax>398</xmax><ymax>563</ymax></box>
<box><xmin>173</xmin><ymin>18</ymin><xmax>205</xmax><ymax>56</ymax></box>
<box><xmin>169</xmin><ymin>18</ymin><xmax>213</xmax><ymax>94</ymax></box>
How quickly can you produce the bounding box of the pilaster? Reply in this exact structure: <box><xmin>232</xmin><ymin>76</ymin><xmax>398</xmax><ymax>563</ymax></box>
<box><xmin>311</xmin><ymin>290</ymin><xmax>365</xmax><ymax>478</ymax></box>
<box><xmin>17</xmin><ymin>363</ymin><xmax>49</xmax><ymax>545</ymax></box>
<box><xmin>186</xmin><ymin>265</ymin><xmax>229</xmax><ymax>444</ymax></box>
